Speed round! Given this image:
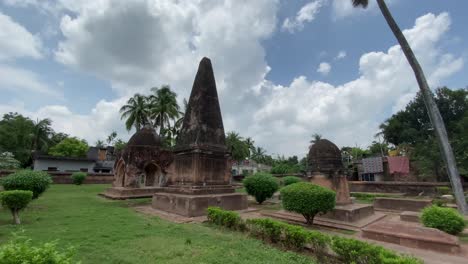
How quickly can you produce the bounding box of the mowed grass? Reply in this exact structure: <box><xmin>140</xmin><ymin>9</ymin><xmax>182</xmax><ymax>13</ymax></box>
<box><xmin>0</xmin><ymin>184</ymin><xmax>316</xmax><ymax>264</ymax></box>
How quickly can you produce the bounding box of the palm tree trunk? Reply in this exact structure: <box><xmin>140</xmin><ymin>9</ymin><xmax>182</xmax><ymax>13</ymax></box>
<box><xmin>377</xmin><ymin>0</ymin><xmax>468</xmax><ymax>214</ymax></box>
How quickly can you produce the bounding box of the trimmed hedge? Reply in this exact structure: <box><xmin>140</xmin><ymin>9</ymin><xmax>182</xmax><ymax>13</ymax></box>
<box><xmin>0</xmin><ymin>190</ymin><xmax>33</xmax><ymax>225</ymax></box>
<box><xmin>71</xmin><ymin>172</ymin><xmax>87</xmax><ymax>185</ymax></box>
<box><xmin>331</xmin><ymin>236</ymin><xmax>421</xmax><ymax>264</ymax></box>
<box><xmin>206</xmin><ymin>207</ymin><xmax>245</xmax><ymax>231</ymax></box>
<box><xmin>281</xmin><ymin>182</ymin><xmax>335</xmax><ymax>224</ymax></box>
<box><xmin>208</xmin><ymin>208</ymin><xmax>421</xmax><ymax>263</ymax></box>
<box><xmin>421</xmin><ymin>205</ymin><xmax>465</xmax><ymax>235</ymax></box>
<box><xmin>1</xmin><ymin>170</ymin><xmax>52</xmax><ymax>199</ymax></box>
<box><xmin>282</xmin><ymin>176</ymin><xmax>301</xmax><ymax>186</ymax></box>
<box><xmin>243</xmin><ymin>173</ymin><xmax>279</xmax><ymax>204</ymax></box>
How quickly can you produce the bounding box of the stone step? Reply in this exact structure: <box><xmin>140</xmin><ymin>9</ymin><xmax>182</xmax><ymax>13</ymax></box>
<box><xmin>400</xmin><ymin>211</ymin><xmax>420</xmax><ymax>223</ymax></box>
<box><xmin>362</xmin><ymin>221</ymin><xmax>460</xmax><ymax>254</ymax></box>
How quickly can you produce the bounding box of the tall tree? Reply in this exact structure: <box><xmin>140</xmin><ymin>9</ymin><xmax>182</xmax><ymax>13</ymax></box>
<box><xmin>106</xmin><ymin>131</ymin><xmax>117</xmax><ymax>145</ymax></box>
<box><xmin>0</xmin><ymin>113</ymin><xmax>35</xmax><ymax>166</ymax></box>
<box><xmin>149</xmin><ymin>85</ymin><xmax>180</xmax><ymax>136</ymax></box>
<box><xmin>30</xmin><ymin>118</ymin><xmax>53</xmax><ymax>154</ymax></box>
<box><xmin>353</xmin><ymin>0</ymin><xmax>468</xmax><ymax>214</ymax></box>
<box><xmin>120</xmin><ymin>94</ymin><xmax>150</xmax><ymax>132</ymax></box>
<box><xmin>49</xmin><ymin>137</ymin><xmax>89</xmax><ymax>158</ymax></box>
<box><xmin>309</xmin><ymin>133</ymin><xmax>322</xmax><ymax>148</ymax></box>
<box><xmin>226</xmin><ymin>132</ymin><xmax>250</xmax><ymax>172</ymax></box>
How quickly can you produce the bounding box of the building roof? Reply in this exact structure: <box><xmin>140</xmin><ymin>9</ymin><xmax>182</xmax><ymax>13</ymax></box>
<box><xmin>127</xmin><ymin>127</ymin><xmax>162</xmax><ymax>147</ymax></box>
<box><xmin>34</xmin><ymin>155</ymin><xmax>96</xmax><ymax>162</ymax></box>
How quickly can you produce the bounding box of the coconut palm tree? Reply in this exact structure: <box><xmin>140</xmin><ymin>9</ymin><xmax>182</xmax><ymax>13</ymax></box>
<box><xmin>309</xmin><ymin>133</ymin><xmax>322</xmax><ymax>149</ymax></box>
<box><xmin>30</xmin><ymin>118</ymin><xmax>53</xmax><ymax>153</ymax></box>
<box><xmin>106</xmin><ymin>131</ymin><xmax>117</xmax><ymax>146</ymax></box>
<box><xmin>120</xmin><ymin>93</ymin><xmax>150</xmax><ymax>132</ymax></box>
<box><xmin>149</xmin><ymin>85</ymin><xmax>180</xmax><ymax>136</ymax></box>
<box><xmin>353</xmin><ymin>0</ymin><xmax>468</xmax><ymax>214</ymax></box>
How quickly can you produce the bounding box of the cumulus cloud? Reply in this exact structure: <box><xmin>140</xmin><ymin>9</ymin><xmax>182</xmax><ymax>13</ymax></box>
<box><xmin>317</xmin><ymin>62</ymin><xmax>332</xmax><ymax>75</ymax></box>
<box><xmin>335</xmin><ymin>50</ymin><xmax>347</xmax><ymax>60</ymax></box>
<box><xmin>250</xmin><ymin>12</ymin><xmax>463</xmax><ymax>156</ymax></box>
<box><xmin>282</xmin><ymin>0</ymin><xmax>325</xmax><ymax>33</ymax></box>
<box><xmin>0</xmin><ymin>12</ymin><xmax>42</xmax><ymax>61</ymax></box>
<box><xmin>0</xmin><ymin>1</ymin><xmax>463</xmax><ymax>159</ymax></box>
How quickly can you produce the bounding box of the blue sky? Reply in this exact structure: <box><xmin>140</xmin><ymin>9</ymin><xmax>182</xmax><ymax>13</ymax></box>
<box><xmin>0</xmin><ymin>0</ymin><xmax>467</xmax><ymax>157</ymax></box>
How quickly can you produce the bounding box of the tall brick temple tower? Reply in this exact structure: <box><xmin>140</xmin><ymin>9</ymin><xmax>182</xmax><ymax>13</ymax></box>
<box><xmin>151</xmin><ymin>57</ymin><xmax>248</xmax><ymax>216</ymax></box>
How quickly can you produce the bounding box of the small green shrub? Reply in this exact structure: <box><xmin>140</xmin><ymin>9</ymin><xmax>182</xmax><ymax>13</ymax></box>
<box><xmin>282</xmin><ymin>224</ymin><xmax>309</xmax><ymax>250</ymax></box>
<box><xmin>246</xmin><ymin>218</ymin><xmax>284</xmax><ymax>243</ymax></box>
<box><xmin>421</xmin><ymin>205</ymin><xmax>465</xmax><ymax>235</ymax></box>
<box><xmin>0</xmin><ymin>234</ymin><xmax>75</xmax><ymax>263</ymax></box>
<box><xmin>281</xmin><ymin>182</ymin><xmax>335</xmax><ymax>224</ymax></box>
<box><xmin>282</xmin><ymin>176</ymin><xmax>301</xmax><ymax>186</ymax></box>
<box><xmin>306</xmin><ymin>230</ymin><xmax>330</xmax><ymax>256</ymax></box>
<box><xmin>331</xmin><ymin>236</ymin><xmax>421</xmax><ymax>264</ymax></box>
<box><xmin>435</xmin><ymin>186</ymin><xmax>452</xmax><ymax>196</ymax></box>
<box><xmin>71</xmin><ymin>172</ymin><xmax>87</xmax><ymax>185</ymax></box>
<box><xmin>431</xmin><ymin>198</ymin><xmax>447</xmax><ymax>207</ymax></box>
<box><xmin>243</xmin><ymin>173</ymin><xmax>279</xmax><ymax>204</ymax></box>
<box><xmin>206</xmin><ymin>207</ymin><xmax>245</xmax><ymax>231</ymax></box>
<box><xmin>1</xmin><ymin>170</ymin><xmax>52</xmax><ymax>199</ymax></box>
<box><xmin>0</xmin><ymin>190</ymin><xmax>33</xmax><ymax>225</ymax></box>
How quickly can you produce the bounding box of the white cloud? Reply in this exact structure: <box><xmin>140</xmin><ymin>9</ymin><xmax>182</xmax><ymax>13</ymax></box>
<box><xmin>0</xmin><ymin>12</ymin><xmax>42</xmax><ymax>61</ymax></box>
<box><xmin>335</xmin><ymin>50</ymin><xmax>347</xmax><ymax>60</ymax></box>
<box><xmin>317</xmin><ymin>62</ymin><xmax>332</xmax><ymax>75</ymax></box>
<box><xmin>282</xmin><ymin>0</ymin><xmax>325</xmax><ymax>33</ymax></box>
<box><xmin>0</xmin><ymin>2</ymin><xmax>463</xmax><ymax>159</ymax></box>
<box><xmin>250</xmin><ymin>12</ymin><xmax>463</xmax><ymax>157</ymax></box>
<box><xmin>0</xmin><ymin>64</ymin><xmax>62</xmax><ymax>98</ymax></box>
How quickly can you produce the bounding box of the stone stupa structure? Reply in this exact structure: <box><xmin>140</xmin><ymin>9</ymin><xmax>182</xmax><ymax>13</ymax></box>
<box><xmin>308</xmin><ymin>139</ymin><xmax>375</xmax><ymax>223</ymax></box>
<box><xmin>101</xmin><ymin>127</ymin><xmax>174</xmax><ymax>199</ymax></box>
<box><xmin>151</xmin><ymin>57</ymin><xmax>248</xmax><ymax>217</ymax></box>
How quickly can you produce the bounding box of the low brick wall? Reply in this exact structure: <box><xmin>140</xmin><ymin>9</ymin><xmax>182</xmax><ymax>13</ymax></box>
<box><xmin>0</xmin><ymin>170</ymin><xmax>113</xmax><ymax>184</ymax></box>
<box><xmin>374</xmin><ymin>197</ymin><xmax>432</xmax><ymax>212</ymax></box>
<box><xmin>349</xmin><ymin>181</ymin><xmax>468</xmax><ymax>196</ymax></box>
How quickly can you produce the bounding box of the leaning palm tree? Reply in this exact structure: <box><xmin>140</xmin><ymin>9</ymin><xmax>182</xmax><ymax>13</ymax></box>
<box><xmin>120</xmin><ymin>94</ymin><xmax>150</xmax><ymax>132</ymax></box>
<box><xmin>31</xmin><ymin>118</ymin><xmax>53</xmax><ymax>153</ymax></box>
<box><xmin>148</xmin><ymin>85</ymin><xmax>180</xmax><ymax>136</ymax></box>
<box><xmin>353</xmin><ymin>0</ymin><xmax>468</xmax><ymax>214</ymax></box>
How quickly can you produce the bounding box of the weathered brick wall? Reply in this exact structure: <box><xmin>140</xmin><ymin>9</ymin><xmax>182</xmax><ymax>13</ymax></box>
<box><xmin>0</xmin><ymin>170</ymin><xmax>114</xmax><ymax>184</ymax></box>
<box><xmin>349</xmin><ymin>181</ymin><xmax>468</xmax><ymax>196</ymax></box>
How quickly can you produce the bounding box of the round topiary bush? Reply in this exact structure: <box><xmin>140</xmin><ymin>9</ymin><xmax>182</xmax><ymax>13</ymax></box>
<box><xmin>71</xmin><ymin>172</ymin><xmax>87</xmax><ymax>185</ymax></box>
<box><xmin>421</xmin><ymin>205</ymin><xmax>466</xmax><ymax>235</ymax></box>
<box><xmin>1</xmin><ymin>170</ymin><xmax>52</xmax><ymax>199</ymax></box>
<box><xmin>0</xmin><ymin>190</ymin><xmax>33</xmax><ymax>224</ymax></box>
<box><xmin>281</xmin><ymin>182</ymin><xmax>335</xmax><ymax>225</ymax></box>
<box><xmin>282</xmin><ymin>176</ymin><xmax>301</xmax><ymax>186</ymax></box>
<box><xmin>243</xmin><ymin>173</ymin><xmax>279</xmax><ymax>204</ymax></box>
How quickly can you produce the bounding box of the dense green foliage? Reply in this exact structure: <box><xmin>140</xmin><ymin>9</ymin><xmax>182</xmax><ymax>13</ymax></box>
<box><xmin>71</xmin><ymin>172</ymin><xmax>87</xmax><ymax>185</ymax></box>
<box><xmin>0</xmin><ymin>185</ymin><xmax>317</xmax><ymax>263</ymax></box>
<box><xmin>206</xmin><ymin>207</ymin><xmax>245</xmax><ymax>231</ymax></box>
<box><xmin>209</xmin><ymin>208</ymin><xmax>421</xmax><ymax>264</ymax></box>
<box><xmin>379</xmin><ymin>87</ymin><xmax>468</xmax><ymax>180</ymax></box>
<box><xmin>243</xmin><ymin>173</ymin><xmax>279</xmax><ymax>204</ymax></box>
<box><xmin>0</xmin><ymin>190</ymin><xmax>33</xmax><ymax>224</ymax></box>
<box><xmin>1</xmin><ymin>170</ymin><xmax>52</xmax><ymax>199</ymax></box>
<box><xmin>0</xmin><ymin>113</ymin><xmax>69</xmax><ymax>166</ymax></box>
<box><xmin>49</xmin><ymin>137</ymin><xmax>89</xmax><ymax>158</ymax></box>
<box><xmin>436</xmin><ymin>186</ymin><xmax>452</xmax><ymax>195</ymax></box>
<box><xmin>282</xmin><ymin>176</ymin><xmax>302</xmax><ymax>186</ymax></box>
<box><xmin>0</xmin><ymin>234</ymin><xmax>75</xmax><ymax>263</ymax></box>
<box><xmin>421</xmin><ymin>205</ymin><xmax>465</xmax><ymax>235</ymax></box>
<box><xmin>226</xmin><ymin>132</ymin><xmax>250</xmax><ymax>164</ymax></box>
<box><xmin>331</xmin><ymin>236</ymin><xmax>421</xmax><ymax>264</ymax></box>
<box><xmin>281</xmin><ymin>183</ymin><xmax>335</xmax><ymax>224</ymax></box>
<box><xmin>120</xmin><ymin>86</ymin><xmax>183</xmax><ymax>146</ymax></box>
<box><xmin>0</xmin><ymin>152</ymin><xmax>21</xmax><ymax>170</ymax></box>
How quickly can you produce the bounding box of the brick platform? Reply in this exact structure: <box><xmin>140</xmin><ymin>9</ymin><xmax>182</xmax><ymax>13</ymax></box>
<box><xmin>100</xmin><ymin>187</ymin><xmax>163</xmax><ymax>199</ymax></box>
<box><xmin>374</xmin><ymin>197</ymin><xmax>432</xmax><ymax>212</ymax></box>
<box><xmin>400</xmin><ymin>211</ymin><xmax>420</xmax><ymax>223</ymax></box>
<box><xmin>362</xmin><ymin>221</ymin><xmax>460</xmax><ymax>253</ymax></box>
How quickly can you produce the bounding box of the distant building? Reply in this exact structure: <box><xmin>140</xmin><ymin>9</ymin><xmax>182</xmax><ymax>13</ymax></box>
<box><xmin>231</xmin><ymin>159</ymin><xmax>271</xmax><ymax>176</ymax></box>
<box><xmin>33</xmin><ymin>147</ymin><xmax>115</xmax><ymax>173</ymax></box>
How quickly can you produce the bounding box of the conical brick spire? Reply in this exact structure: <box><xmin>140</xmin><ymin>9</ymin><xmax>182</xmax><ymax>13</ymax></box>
<box><xmin>176</xmin><ymin>57</ymin><xmax>226</xmax><ymax>150</ymax></box>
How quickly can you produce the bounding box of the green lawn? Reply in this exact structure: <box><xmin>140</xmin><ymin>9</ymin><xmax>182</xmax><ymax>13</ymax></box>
<box><xmin>0</xmin><ymin>185</ymin><xmax>316</xmax><ymax>264</ymax></box>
